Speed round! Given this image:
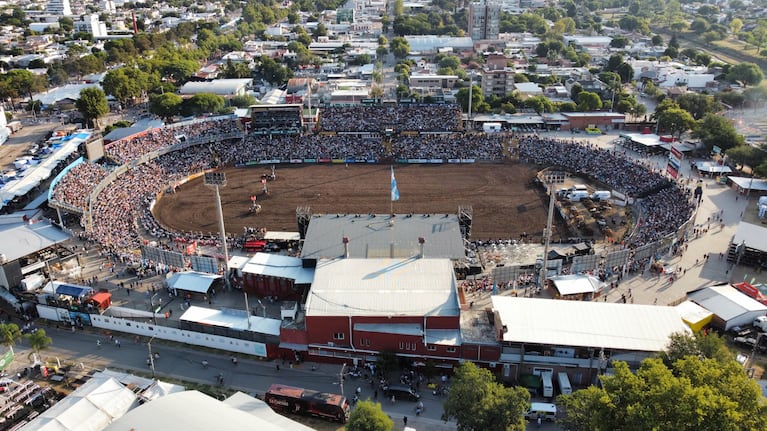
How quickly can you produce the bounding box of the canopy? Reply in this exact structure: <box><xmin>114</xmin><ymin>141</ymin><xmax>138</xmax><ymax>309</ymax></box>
<box><xmin>166</xmin><ymin>271</ymin><xmax>222</xmax><ymax>294</ymax></box>
<box><xmin>90</xmin><ymin>292</ymin><xmax>112</xmax><ymax>308</ymax></box>
<box><xmin>55</xmin><ymin>283</ymin><xmax>93</xmax><ymax>299</ymax></box>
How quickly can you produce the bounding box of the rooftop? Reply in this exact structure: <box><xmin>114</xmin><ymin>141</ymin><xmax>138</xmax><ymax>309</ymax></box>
<box><xmin>492</xmin><ymin>296</ymin><xmax>690</xmax><ymax>352</ymax></box>
<box><xmin>305</xmin><ymin>258</ymin><xmax>459</xmax><ymax>317</ymax></box>
<box><xmin>300</xmin><ymin>213</ymin><xmax>465</xmax><ymax>260</ymax></box>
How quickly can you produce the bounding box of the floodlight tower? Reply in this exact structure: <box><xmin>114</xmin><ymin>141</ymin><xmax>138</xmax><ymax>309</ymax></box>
<box><xmin>204</xmin><ymin>172</ymin><xmax>230</xmax><ymax>289</ymax></box>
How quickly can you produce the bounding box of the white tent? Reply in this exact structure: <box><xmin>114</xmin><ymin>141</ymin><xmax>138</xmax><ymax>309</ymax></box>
<box><xmin>20</xmin><ymin>376</ymin><xmax>138</xmax><ymax>431</ymax></box>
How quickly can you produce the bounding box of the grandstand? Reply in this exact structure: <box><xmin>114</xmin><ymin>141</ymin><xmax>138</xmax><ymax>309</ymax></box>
<box><xmin>47</xmin><ymin>106</ymin><xmax>695</xmax><ymax>262</ymax></box>
<box><xmin>249</xmin><ymin>104</ymin><xmax>303</xmax><ymax>134</ymax></box>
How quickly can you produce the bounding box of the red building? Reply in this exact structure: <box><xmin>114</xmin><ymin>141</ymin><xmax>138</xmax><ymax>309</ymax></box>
<box><xmin>230</xmin><ymin>253</ymin><xmax>314</xmax><ymax>301</ymax></box>
<box><xmin>301</xmin><ymin>258</ymin><xmax>463</xmax><ymax>366</ymax></box>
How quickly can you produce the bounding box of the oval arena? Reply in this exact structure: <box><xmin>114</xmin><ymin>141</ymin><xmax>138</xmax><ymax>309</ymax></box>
<box><xmin>48</xmin><ymin>106</ymin><xmax>696</xmax><ymax>268</ymax></box>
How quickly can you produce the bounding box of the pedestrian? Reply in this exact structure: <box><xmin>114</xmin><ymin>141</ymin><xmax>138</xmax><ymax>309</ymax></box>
<box><xmin>96</xmin><ymin>339</ymin><xmax>101</xmax><ymax>348</ymax></box>
<box><xmin>231</xmin><ymin>356</ymin><xmax>238</xmax><ymax>366</ymax></box>
<box><xmin>403</xmin><ymin>416</ymin><xmax>408</xmax><ymax>426</ymax></box>
<box><xmin>391</xmin><ymin>395</ymin><xmax>396</xmax><ymax>404</ymax></box>
<box><xmin>374</xmin><ymin>389</ymin><xmax>378</xmax><ymax>400</ymax></box>
<box><xmin>276</xmin><ymin>364</ymin><xmax>280</xmax><ymax>372</ymax></box>
<box><xmin>115</xmin><ymin>339</ymin><xmax>121</xmax><ymax>348</ymax></box>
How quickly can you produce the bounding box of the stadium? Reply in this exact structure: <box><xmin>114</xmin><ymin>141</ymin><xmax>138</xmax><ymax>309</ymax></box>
<box><xmin>47</xmin><ymin>104</ymin><xmax>696</xmax><ymax>274</ymax></box>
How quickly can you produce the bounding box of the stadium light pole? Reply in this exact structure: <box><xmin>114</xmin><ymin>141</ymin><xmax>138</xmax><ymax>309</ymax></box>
<box><xmin>538</xmin><ymin>174</ymin><xmax>560</xmax><ymax>289</ymax></box>
<box><xmin>204</xmin><ymin>172</ymin><xmax>231</xmax><ymax>290</ymax></box>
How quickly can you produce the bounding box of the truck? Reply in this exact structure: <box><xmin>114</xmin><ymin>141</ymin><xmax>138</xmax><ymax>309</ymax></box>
<box><xmin>482</xmin><ymin>122</ymin><xmax>502</xmax><ymax>133</ymax></box>
<box><xmin>566</xmin><ymin>190</ymin><xmax>590</xmax><ymax>202</ymax></box>
<box><xmin>590</xmin><ymin>190</ymin><xmax>611</xmax><ymax>201</ymax></box>
<box><xmin>540</xmin><ymin>371</ymin><xmax>554</xmax><ymax>398</ymax></box>
<box><xmin>557</xmin><ymin>372</ymin><xmax>572</xmax><ymax>395</ymax></box>
<box><xmin>264</xmin><ymin>383</ymin><xmax>350</xmax><ymax>423</ymax></box>
<box><xmin>754</xmin><ymin>316</ymin><xmax>767</xmax><ymax>332</ymax></box>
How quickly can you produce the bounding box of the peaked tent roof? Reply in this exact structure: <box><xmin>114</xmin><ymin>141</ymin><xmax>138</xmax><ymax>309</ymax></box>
<box><xmin>21</xmin><ymin>376</ymin><xmax>137</xmax><ymax>431</ymax></box>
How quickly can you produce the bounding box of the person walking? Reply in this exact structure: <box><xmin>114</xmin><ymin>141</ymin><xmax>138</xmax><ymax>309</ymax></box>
<box><xmin>403</xmin><ymin>416</ymin><xmax>408</xmax><ymax>427</ymax></box>
<box><xmin>96</xmin><ymin>339</ymin><xmax>101</xmax><ymax>348</ymax></box>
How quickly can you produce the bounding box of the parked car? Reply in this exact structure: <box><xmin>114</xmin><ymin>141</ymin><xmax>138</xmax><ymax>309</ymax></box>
<box><xmin>383</xmin><ymin>384</ymin><xmax>420</xmax><ymax>402</ymax></box>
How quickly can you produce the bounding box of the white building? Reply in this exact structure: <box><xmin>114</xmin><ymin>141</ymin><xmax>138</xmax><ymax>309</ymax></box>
<box><xmin>74</xmin><ymin>14</ymin><xmax>108</xmax><ymax>39</ymax></box>
<box><xmin>46</xmin><ymin>0</ymin><xmax>72</xmax><ymax>16</ymax></box>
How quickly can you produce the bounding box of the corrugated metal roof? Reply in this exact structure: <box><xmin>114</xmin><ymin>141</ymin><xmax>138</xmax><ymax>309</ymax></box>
<box><xmin>179</xmin><ymin>306</ymin><xmax>281</xmax><ymax>336</ymax></box>
<box><xmin>301</xmin><ymin>214</ymin><xmax>465</xmax><ymax>260</ymax></box>
<box><xmin>687</xmin><ymin>284</ymin><xmax>767</xmax><ymax>321</ymax></box>
<box><xmin>492</xmin><ymin>296</ymin><xmax>690</xmax><ymax>352</ymax></box>
<box><xmin>0</xmin><ymin>220</ymin><xmax>70</xmax><ymax>263</ymax></box>
<box><xmin>239</xmin><ymin>252</ymin><xmax>314</xmax><ymax>284</ymax></box>
<box><xmin>167</xmin><ymin>271</ymin><xmax>221</xmax><ymax>294</ymax></box>
<box><xmin>306</xmin><ymin>258</ymin><xmax>459</xmax><ymax>317</ymax></box>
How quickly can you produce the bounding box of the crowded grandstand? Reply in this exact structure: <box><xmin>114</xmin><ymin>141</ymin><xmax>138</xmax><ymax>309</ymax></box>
<box><xmin>48</xmin><ymin>105</ymin><xmax>695</xmax><ymax>262</ymax></box>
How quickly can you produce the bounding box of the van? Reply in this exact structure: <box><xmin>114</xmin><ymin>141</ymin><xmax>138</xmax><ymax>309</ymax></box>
<box><xmin>557</xmin><ymin>372</ymin><xmax>572</xmax><ymax>395</ymax></box>
<box><xmin>566</xmin><ymin>190</ymin><xmax>589</xmax><ymax>202</ymax></box>
<box><xmin>525</xmin><ymin>402</ymin><xmax>557</xmax><ymax>421</ymax></box>
<box><xmin>590</xmin><ymin>190</ymin><xmax>611</xmax><ymax>201</ymax></box>
<box><xmin>540</xmin><ymin>371</ymin><xmax>554</xmax><ymax>398</ymax></box>
<box><xmin>569</xmin><ymin>184</ymin><xmax>588</xmax><ymax>192</ymax></box>
<box><xmin>383</xmin><ymin>384</ymin><xmax>420</xmax><ymax>402</ymax></box>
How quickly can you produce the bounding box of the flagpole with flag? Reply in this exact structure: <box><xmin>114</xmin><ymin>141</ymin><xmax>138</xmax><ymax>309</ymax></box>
<box><xmin>390</xmin><ymin>165</ymin><xmax>400</xmax><ymax>216</ymax></box>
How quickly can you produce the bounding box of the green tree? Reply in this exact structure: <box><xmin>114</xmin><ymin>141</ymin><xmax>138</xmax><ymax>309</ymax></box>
<box><xmin>726</xmin><ymin>62</ymin><xmax>765</xmax><ymax>86</ymax></box>
<box><xmin>730</xmin><ymin>17</ymin><xmax>743</xmax><ymax>36</ymax></box>
<box><xmin>694</xmin><ymin>113</ymin><xmax>745</xmax><ymax>152</ymax></box>
<box><xmin>442</xmin><ymin>362</ymin><xmax>529</xmax><ymax>431</ymax></box>
<box><xmin>346</xmin><ymin>400</ymin><xmax>394</xmax><ymax>431</ymax></box>
<box><xmin>724</xmin><ymin>144</ymin><xmax>765</xmax><ymax>170</ymax></box>
<box><xmin>149</xmin><ymin>92</ymin><xmax>183</xmax><ymax>121</ymax></box>
<box><xmin>455</xmin><ymin>84</ymin><xmax>484</xmax><ymax>114</ymax></box>
<box><xmin>25</xmin><ymin>329</ymin><xmax>52</xmax><ymax>359</ymax></box>
<box><xmin>230</xmin><ymin>94</ymin><xmax>256</xmax><ymax>108</ymax></box>
<box><xmin>75</xmin><ymin>87</ymin><xmax>109</xmax><ymax>128</ymax></box>
<box><xmin>676</xmin><ymin>93</ymin><xmax>721</xmax><ymax>120</ymax></box>
<box><xmin>559</xmin><ymin>358</ymin><xmax>767</xmax><ymax>431</ymax></box>
<box><xmin>655</xmin><ymin>107</ymin><xmax>695</xmax><ymax>138</ymax></box>
<box><xmin>389</xmin><ymin>37</ymin><xmax>411</xmax><ymax>59</ymax></box>
<box><xmin>576</xmin><ymin>91</ymin><xmax>603</xmax><ymax>111</ymax></box>
<box><xmin>0</xmin><ymin>323</ymin><xmax>22</xmax><ymax>352</ymax></box>
<box><xmin>524</xmin><ymin>95</ymin><xmax>554</xmax><ymax>114</ymax></box>
<box><xmin>181</xmin><ymin>93</ymin><xmax>224</xmax><ymax>117</ymax></box>
<box><xmin>101</xmin><ymin>67</ymin><xmax>148</xmax><ymax>105</ymax></box>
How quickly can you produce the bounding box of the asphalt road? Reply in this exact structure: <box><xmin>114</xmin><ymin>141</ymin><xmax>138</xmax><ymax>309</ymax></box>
<box><xmin>10</xmin><ymin>325</ymin><xmax>468</xmax><ymax>431</ymax></box>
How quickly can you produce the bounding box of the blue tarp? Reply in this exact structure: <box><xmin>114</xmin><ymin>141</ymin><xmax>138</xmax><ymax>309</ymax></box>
<box><xmin>55</xmin><ymin>284</ymin><xmax>93</xmax><ymax>298</ymax></box>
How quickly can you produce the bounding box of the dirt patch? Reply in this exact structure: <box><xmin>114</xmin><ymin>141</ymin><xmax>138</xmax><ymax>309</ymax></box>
<box><xmin>152</xmin><ymin>163</ymin><xmax>562</xmax><ymax>241</ymax></box>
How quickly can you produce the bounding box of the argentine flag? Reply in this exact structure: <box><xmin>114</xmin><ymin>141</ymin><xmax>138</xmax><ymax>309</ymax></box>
<box><xmin>391</xmin><ymin>166</ymin><xmax>400</xmax><ymax>201</ymax></box>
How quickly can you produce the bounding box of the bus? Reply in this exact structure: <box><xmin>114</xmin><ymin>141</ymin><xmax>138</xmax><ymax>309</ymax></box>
<box><xmin>264</xmin><ymin>384</ymin><xmax>350</xmax><ymax>423</ymax></box>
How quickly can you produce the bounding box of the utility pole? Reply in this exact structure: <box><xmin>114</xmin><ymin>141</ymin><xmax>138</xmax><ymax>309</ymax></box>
<box><xmin>339</xmin><ymin>363</ymin><xmax>346</xmax><ymax>396</ymax></box>
<box><xmin>147</xmin><ymin>337</ymin><xmax>156</xmax><ymax>378</ymax></box>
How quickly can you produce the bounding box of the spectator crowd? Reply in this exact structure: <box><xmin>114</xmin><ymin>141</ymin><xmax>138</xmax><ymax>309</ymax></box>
<box><xmin>319</xmin><ymin>105</ymin><xmax>462</xmax><ymax>133</ymax></box>
<box><xmin>48</xmin><ymin>110</ymin><xmax>694</xmax><ymax>254</ymax></box>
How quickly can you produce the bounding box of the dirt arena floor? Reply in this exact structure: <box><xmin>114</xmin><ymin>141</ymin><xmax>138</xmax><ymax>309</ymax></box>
<box><xmin>152</xmin><ymin>163</ymin><xmax>565</xmax><ymax>241</ymax></box>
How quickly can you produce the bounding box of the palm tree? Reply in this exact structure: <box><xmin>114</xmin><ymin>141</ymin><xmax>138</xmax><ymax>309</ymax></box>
<box><xmin>25</xmin><ymin>329</ymin><xmax>52</xmax><ymax>361</ymax></box>
<box><xmin>0</xmin><ymin>323</ymin><xmax>22</xmax><ymax>353</ymax></box>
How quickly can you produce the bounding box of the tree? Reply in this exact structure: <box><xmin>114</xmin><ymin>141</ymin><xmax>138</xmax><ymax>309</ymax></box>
<box><xmin>725</xmin><ymin>145</ymin><xmax>764</xmax><ymax>170</ymax></box>
<box><xmin>726</xmin><ymin>62</ymin><xmax>765</xmax><ymax>86</ymax></box>
<box><xmin>455</xmin><ymin>84</ymin><xmax>484</xmax><ymax>114</ymax></box>
<box><xmin>676</xmin><ymin>93</ymin><xmax>721</xmax><ymax>120</ymax></box>
<box><xmin>442</xmin><ymin>362</ymin><xmax>529</xmax><ymax>431</ymax></box>
<box><xmin>655</xmin><ymin>107</ymin><xmax>695</xmax><ymax>138</ymax></box>
<box><xmin>0</xmin><ymin>323</ymin><xmax>22</xmax><ymax>351</ymax></box>
<box><xmin>559</xmin><ymin>357</ymin><xmax>767</xmax><ymax>431</ymax></box>
<box><xmin>101</xmin><ymin>67</ymin><xmax>149</xmax><ymax>105</ymax></box>
<box><xmin>694</xmin><ymin>113</ymin><xmax>745</xmax><ymax>152</ymax></box>
<box><xmin>346</xmin><ymin>400</ymin><xmax>394</xmax><ymax>431</ymax></box>
<box><xmin>576</xmin><ymin>91</ymin><xmax>602</xmax><ymax>111</ymax></box>
<box><xmin>730</xmin><ymin>18</ymin><xmax>743</xmax><ymax>36</ymax></box>
<box><xmin>181</xmin><ymin>93</ymin><xmax>224</xmax><ymax>117</ymax></box>
<box><xmin>230</xmin><ymin>94</ymin><xmax>256</xmax><ymax>108</ymax></box>
<box><xmin>25</xmin><ymin>329</ymin><xmax>52</xmax><ymax>359</ymax></box>
<box><xmin>75</xmin><ymin>87</ymin><xmax>109</xmax><ymax>129</ymax></box>
<box><xmin>149</xmin><ymin>93</ymin><xmax>183</xmax><ymax>121</ymax></box>
<box><xmin>389</xmin><ymin>37</ymin><xmax>410</xmax><ymax>59</ymax></box>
